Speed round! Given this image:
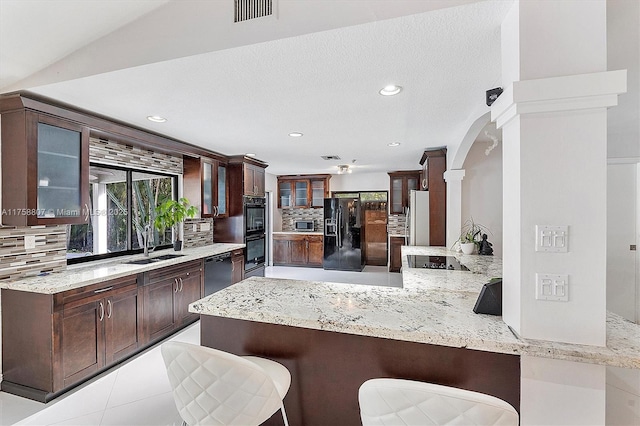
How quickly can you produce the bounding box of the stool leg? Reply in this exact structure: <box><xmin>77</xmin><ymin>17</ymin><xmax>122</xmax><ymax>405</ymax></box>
<box><xmin>280</xmin><ymin>403</ymin><xmax>289</xmax><ymax>426</ymax></box>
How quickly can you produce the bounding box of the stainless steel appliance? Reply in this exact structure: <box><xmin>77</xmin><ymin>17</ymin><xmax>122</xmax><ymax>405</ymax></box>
<box><xmin>323</xmin><ymin>197</ymin><xmax>364</xmax><ymax>271</ymax></box>
<box><xmin>294</xmin><ymin>220</ymin><xmax>315</xmax><ymax>232</ymax></box>
<box><xmin>204</xmin><ymin>253</ymin><xmax>232</xmax><ymax>296</ymax></box>
<box><xmin>405</xmin><ymin>190</ymin><xmax>430</xmax><ymax>246</ymax></box>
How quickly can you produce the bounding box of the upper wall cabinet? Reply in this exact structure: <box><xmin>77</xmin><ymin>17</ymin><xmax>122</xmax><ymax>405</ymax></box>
<box><xmin>243</xmin><ymin>163</ymin><xmax>265</xmax><ymax>197</ymax></box>
<box><xmin>1</xmin><ymin>109</ymin><xmax>90</xmax><ymax>226</ymax></box>
<box><xmin>277</xmin><ymin>174</ymin><xmax>331</xmax><ymax>208</ymax></box>
<box><xmin>388</xmin><ymin>171</ymin><xmax>421</xmax><ymax>215</ymax></box>
<box><xmin>183</xmin><ymin>156</ymin><xmax>227</xmax><ymax>218</ymax></box>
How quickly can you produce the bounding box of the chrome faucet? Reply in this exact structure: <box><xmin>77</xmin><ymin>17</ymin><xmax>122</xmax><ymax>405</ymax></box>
<box><xmin>143</xmin><ymin>224</ymin><xmax>155</xmax><ymax>257</ymax></box>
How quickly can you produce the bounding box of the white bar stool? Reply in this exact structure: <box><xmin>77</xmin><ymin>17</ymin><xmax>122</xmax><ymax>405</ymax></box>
<box><xmin>359</xmin><ymin>378</ymin><xmax>518</xmax><ymax>425</ymax></box>
<box><xmin>161</xmin><ymin>341</ymin><xmax>290</xmax><ymax>426</ymax></box>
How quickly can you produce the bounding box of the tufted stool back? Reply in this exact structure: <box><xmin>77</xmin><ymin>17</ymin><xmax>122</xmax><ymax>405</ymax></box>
<box><xmin>161</xmin><ymin>341</ymin><xmax>290</xmax><ymax>426</ymax></box>
<box><xmin>359</xmin><ymin>378</ymin><xmax>519</xmax><ymax>426</ymax></box>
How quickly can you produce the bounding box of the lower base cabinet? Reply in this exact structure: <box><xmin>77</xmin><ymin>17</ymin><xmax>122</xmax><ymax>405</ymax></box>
<box><xmin>274</xmin><ymin>234</ymin><xmax>324</xmax><ymax>267</ymax></box>
<box><xmin>1</xmin><ymin>258</ymin><xmax>206</xmax><ymax>402</ymax></box>
<box><xmin>389</xmin><ymin>236</ymin><xmax>404</xmax><ymax>273</ymax></box>
<box><xmin>231</xmin><ymin>249</ymin><xmax>244</xmax><ymax>283</ymax></box>
<box><xmin>142</xmin><ymin>260</ymin><xmax>203</xmax><ymax>345</ymax></box>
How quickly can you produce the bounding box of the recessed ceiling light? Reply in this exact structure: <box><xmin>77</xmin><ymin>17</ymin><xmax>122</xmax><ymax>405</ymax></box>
<box><xmin>379</xmin><ymin>85</ymin><xmax>402</xmax><ymax>96</ymax></box>
<box><xmin>289</xmin><ymin>132</ymin><xmax>303</xmax><ymax>137</ymax></box>
<box><xmin>387</xmin><ymin>142</ymin><xmax>401</xmax><ymax>147</ymax></box>
<box><xmin>246</xmin><ymin>153</ymin><xmax>256</xmax><ymax>157</ymax></box>
<box><xmin>147</xmin><ymin>115</ymin><xmax>167</xmax><ymax>123</ymax></box>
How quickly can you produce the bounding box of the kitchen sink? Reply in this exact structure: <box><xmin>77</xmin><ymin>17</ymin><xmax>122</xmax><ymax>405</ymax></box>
<box><xmin>125</xmin><ymin>258</ymin><xmax>160</xmax><ymax>265</ymax></box>
<box><xmin>154</xmin><ymin>254</ymin><xmax>185</xmax><ymax>260</ymax></box>
<box><xmin>124</xmin><ymin>254</ymin><xmax>185</xmax><ymax>265</ymax></box>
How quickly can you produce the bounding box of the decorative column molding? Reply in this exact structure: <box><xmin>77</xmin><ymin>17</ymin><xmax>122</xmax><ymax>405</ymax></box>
<box><xmin>491</xmin><ymin>70</ymin><xmax>627</xmax><ymax>129</ymax></box>
<box><xmin>444</xmin><ymin>169</ymin><xmax>465</xmax><ymax>249</ymax></box>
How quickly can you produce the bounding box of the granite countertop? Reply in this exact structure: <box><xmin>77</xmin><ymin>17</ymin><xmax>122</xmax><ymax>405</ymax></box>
<box><xmin>191</xmin><ymin>245</ymin><xmax>640</xmax><ymax>369</ymax></box>
<box><xmin>272</xmin><ymin>231</ymin><xmax>324</xmax><ymax>236</ymax></box>
<box><xmin>0</xmin><ymin>243</ymin><xmax>245</xmax><ymax>294</ymax></box>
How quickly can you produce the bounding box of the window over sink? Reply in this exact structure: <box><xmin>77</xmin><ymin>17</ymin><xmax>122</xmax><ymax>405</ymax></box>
<box><xmin>67</xmin><ymin>164</ymin><xmax>176</xmax><ymax>263</ymax></box>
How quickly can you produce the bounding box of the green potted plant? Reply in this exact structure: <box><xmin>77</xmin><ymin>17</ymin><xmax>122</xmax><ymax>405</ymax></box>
<box><xmin>153</xmin><ymin>197</ymin><xmax>198</xmax><ymax>251</ymax></box>
<box><xmin>456</xmin><ymin>218</ymin><xmax>490</xmax><ymax>254</ymax></box>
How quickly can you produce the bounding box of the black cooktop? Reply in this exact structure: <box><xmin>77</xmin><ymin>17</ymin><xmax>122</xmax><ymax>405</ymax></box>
<box><xmin>406</xmin><ymin>255</ymin><xmax>470</xmax><ymax>271</ymax></box>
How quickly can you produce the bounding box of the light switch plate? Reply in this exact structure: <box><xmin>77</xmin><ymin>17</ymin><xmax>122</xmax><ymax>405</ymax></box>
<box><xmin>536</xmin><ymin>225</ymin><xmax>569</xmax><ymax>252</ymax></box>
<box><xmin>24</xmin><ymin>235</ymin><xmax>36</xmax><ymax>250</ymax></box>
<box><xmin>536</xmin><ymin>273</ymin><xmax>569</xmax><ymax>301</ymax></box>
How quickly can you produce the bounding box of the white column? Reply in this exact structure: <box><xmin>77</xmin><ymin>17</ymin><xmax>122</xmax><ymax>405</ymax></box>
<box><xmin>494</xmin><ymin>0</ymin><xmax>626</xmax><ymax>346</ymax></box>
<box><xmin>444</xmin><ymin>169</ymin><xmax>465</xmax><ymax>248</ymax></box>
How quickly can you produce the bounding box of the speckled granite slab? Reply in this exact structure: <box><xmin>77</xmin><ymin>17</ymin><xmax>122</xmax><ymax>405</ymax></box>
<box><xmin>191</xmin><ymin>246</ymin><xmax>640</xmax><ymax>369</ymax></box>
<box><xmin>0</xmin><ymin>243</ymin><xmax>244</xmax><ymax>294</ymax></box>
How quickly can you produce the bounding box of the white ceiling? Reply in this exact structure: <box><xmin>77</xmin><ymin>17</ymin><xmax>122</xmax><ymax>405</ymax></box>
<box><xmin>2</xmin><ymin>0</ymin><xmax>513</xmax><ymax>175</ymax></box>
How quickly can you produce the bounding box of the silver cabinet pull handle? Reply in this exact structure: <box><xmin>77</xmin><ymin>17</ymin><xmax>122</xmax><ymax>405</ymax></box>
<box><xmin>179</xmin><ymin>277</ymin><xmax>184</xmax><ymax>292</ymax></box>
<box><xmin>107</xmin><ymin>299</ymin><xmax>112</xmax><ymax>319</ymax></box>
<box><xmin>174</xmin><ymin>278</ymin><xmax>179</xmax><ymax>293</ymax></box>
<box><xmin>94</xmin><ymin>286</ymin><xmax>114</xmax><ymax>294</ymax></box>
<box><xmin>99</xmin><ymin>302</ymin><xmax>104</xmax><ymax>321</ymax></box>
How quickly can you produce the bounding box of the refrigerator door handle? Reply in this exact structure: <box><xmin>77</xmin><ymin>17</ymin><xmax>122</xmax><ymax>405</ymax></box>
<box><xmin>337</xmin><ymin>206</ymin><xmax>342</xmax><ymax>248</ymax></box>
<box><xmin>405</xmin><ymin>205</ymin><xmax>410</xmax><ymax>245</ymax></box>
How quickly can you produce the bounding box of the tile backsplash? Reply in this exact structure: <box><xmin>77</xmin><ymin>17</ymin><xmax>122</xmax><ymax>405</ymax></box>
<box><xmin>0</xmin><ymin>225</ymin><xmax>67</xmax><ymax>281</ymax></box>
<box><xmin>184</xmin><ymin>218</ymin><xmax>214</xmax><ymax>248</ymax></box>
<box><xmin>281</xmin><ymin>208</ymin><xmax>324</xmax><ymax>232</ymax></box>
<box><xmin>387</xmin><ymin>214</ymin><xmax>407</xmax><ymax>236</ymax></box>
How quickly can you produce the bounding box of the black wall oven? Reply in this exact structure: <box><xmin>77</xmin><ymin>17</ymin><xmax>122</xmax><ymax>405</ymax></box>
<box><xmin>244</xmin><ymin>196</ymin><xmax>266</xmax><ymax>277</ymax></box>
<box><xmin>244</xmin><ymin>196</ymin><xmax>265</xmax><ymax>236</ymax></box>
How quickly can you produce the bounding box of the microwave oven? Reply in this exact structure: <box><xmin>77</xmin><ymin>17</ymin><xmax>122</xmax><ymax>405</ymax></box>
<box><xmin>294</xmin><ymin>220</ymin><xmax>315</xmax><ymax>232</ymax></box>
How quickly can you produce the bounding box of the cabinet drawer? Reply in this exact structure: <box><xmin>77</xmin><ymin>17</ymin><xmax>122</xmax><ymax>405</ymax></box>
<box><xmin>306</xmin><ymin>235</ymin><xmax>323</xmax><ymax>243</ymax></box>
<box><xmin>56</xmin><ymin>275</ymin><xmax>138</xmax><ymax>309</ymax></box>
<box><xmin>145</xmin><ymin>260</ymin><xmax>202</xmax><ymax>284</ymax></box>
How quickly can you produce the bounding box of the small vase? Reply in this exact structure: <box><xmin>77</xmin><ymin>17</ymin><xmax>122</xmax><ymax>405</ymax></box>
<box><xmin>461</xmin><ymin>242</ymin><xmax>475</xmax><ymax>255</ymax></box>
<box><xmin>173</xmin><ymin>240</ymin><xmax>183</xmax><ymax>251</ymax></box>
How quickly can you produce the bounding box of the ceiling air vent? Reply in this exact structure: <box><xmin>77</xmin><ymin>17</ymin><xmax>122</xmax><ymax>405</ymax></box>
<box><xmin>321</xmin><ymin>155</ymin><xmax>341</xmax><ymax>161</ymax></box>
<box><xmin>234</xmin><ymin>0</ymin><xmax>273</xmax><ymax>23</ymax></box>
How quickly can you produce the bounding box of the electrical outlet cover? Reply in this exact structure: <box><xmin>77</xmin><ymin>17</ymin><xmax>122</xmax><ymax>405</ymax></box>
<box><xmin>535</xmin><ymin>273</ymin><xmax>569</xmax><ymax>302</ymax></box>
<box><xmin>536</xmin><ymin>225</ymin><xmax>569</xmax><ymax>252</ymax></box>
<box><xmin>24</xmin><ymin>235</ymin><xmax>36</xmax><ymax>250</ymax></box>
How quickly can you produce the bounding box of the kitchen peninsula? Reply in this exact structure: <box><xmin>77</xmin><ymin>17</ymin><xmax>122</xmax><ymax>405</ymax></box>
<box><xmin>0</xmin><ymin>243</ymin><xmax>244</xmax><ymax>402</ymax></box>
<box><xmin>191</xmin><ymin>246</ymin><xmax>640</xmax><ymax>425</ymax></box>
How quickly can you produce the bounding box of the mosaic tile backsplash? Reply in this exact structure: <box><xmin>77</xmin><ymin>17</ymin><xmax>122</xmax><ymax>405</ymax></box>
<box><xmin>387</xmin><ymin>214</ymin><xmax>407</xmax><ymax>236</ymax></box>
<box><xmin>184</xmin><ymin>218</ymin><xmax>214</xmax><ymax>248</ymax></box>
<box><xmin>0</xmin><ymin>225</ymin><xmax>67</xmax><ymax>281</ymax></box>
<box><xmin>281</xmin><ymin>208</ymin><xmax>324</xmax><ymax>232</ymax></box>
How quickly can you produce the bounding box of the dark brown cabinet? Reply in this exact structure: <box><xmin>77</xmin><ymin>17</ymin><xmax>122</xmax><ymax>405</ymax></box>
<box><xmin>61</xmin><ymin>279</ymin><xmax>139</xmax><ymax>386</ymax></box>
<box><xmin>1</xmin><ymin>109</ymin><xmax>90</xmax><ymax>226</ymax></box>
<box><xmin>277</xmin><ymin>174</ymin><xmax>331</xmax><ymax>208</ymax></box>
<box><xmin>231</xmin><ymin>249</ymin><xmax>244</xmax><ymax>284</ymax></box>
<box><xmin>1</xmin><ymin>275</ymin><xmax>140</xmax><ymax>401</ymax></box>
<box><xmin>273</xmin><ymin>234</ymin><xmax>323</xmax><ymax>267</ymax></box>
<box><xmin>183</xmin><ymin>156</ymin><xmax>227</xmax><ymax>218</ymax></box>
<box><xmin>420</xmin><ymin>148</ymin><xmax>447</xmax><ymax>246</ymax></box>
<box><xmin>142</xmin><ymin>260</ymin><xmax>203</xmax><ymax>344</ymax></box>
<box><xmin>389</xmin><ymin>236</ymin><xmax>404</xmax><ymax>273</ymax></box>
<box><xmin>244</xmin><ymin>163</ymin><xmax>265</xmax><ymax>196</ymax></box>
<box><xmin>388</xmin><ymin>171</ymin><xmax>420</xmax><ymax>215</ymax></box>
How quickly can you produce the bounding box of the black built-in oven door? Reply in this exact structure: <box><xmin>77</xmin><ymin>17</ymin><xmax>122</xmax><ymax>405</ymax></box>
<box><xmin>244</xmin><ymin>197</ymin><xmax>265</xmax><ymax>236</ymax></box>
<box><xmin>245</xmin><ymin>234</ymin><xmax>265</xmax><ymax>271</ymax></box>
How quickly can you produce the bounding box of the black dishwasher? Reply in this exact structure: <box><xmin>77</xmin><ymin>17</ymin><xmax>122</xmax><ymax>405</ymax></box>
<box><xmin>204</xmin><ymin>252</ymin><xmax>233</xmax><ymax>296</ymax></box>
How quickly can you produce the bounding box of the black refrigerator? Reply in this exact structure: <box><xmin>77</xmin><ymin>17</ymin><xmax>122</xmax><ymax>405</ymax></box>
<box><xmin>323</xmin><ymin>197</ymin><xmax>364</xmax><ymax>271</ymax></box>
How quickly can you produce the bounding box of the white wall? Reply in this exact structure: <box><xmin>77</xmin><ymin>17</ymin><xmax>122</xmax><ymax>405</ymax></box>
<box><xmin>461</xmin><ymin>140</ymin><xmax>503</xmax><ymax>257</ymax></box>
<box><xmin>329</xmin><ymin>172</ymin><xmax>390</xmax><ymax>193</ymax></box>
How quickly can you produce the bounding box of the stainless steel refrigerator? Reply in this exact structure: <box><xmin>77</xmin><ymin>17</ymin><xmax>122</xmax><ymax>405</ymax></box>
<box><xmin>323</xmin><ymin>197</ymin><xmax>364</xmax><ymax>271</ymax></box>
<box><xmin>405</xmin><ymin>190</ymin><xmax>430</xmax><ymax>246</ymax></box>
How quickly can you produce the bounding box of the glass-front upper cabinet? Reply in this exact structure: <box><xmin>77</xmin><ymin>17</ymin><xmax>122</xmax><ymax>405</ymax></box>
<box><xmin>294</xmin><ymin>181</ymin><xmax>309</xmax><ymax>207</ymax></box>
<box><xmin>388</xmin><ymin>171</ymin><xmax>421</xmax><ymax>215</ymax></box>
<box><xmin>311</xmin><ymin>180</ymin><xmax>325</xmax><ymax>207</ymax></box>
<box><xmin>202</xmin><ymin>161</ymin><xmax>213</xmax><ymax>216</ymax></box>
<box><xmin>279</xmin><ymin>181</ymin><xmax>292</xmax><ymax>208</ymax></box>
<box><xmin>217</xmin><ymin>164</ymin><xmax>226</xmax><ymax>216</ymax></box>
<box><xmin>2</xmin><ymin>112</ymin><xmax>90</xmax><ymax>226</ymax></box>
